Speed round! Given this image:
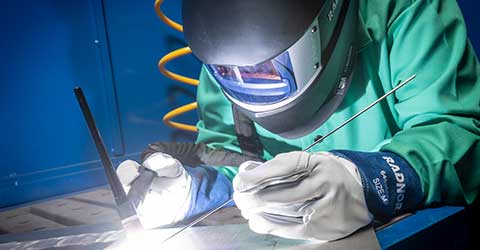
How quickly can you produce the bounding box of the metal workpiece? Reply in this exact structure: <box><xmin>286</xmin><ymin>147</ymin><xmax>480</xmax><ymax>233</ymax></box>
<box><xmin>0</xmin><ymin>206</ymin><xmax>467</xmax><ymax>250</ymax></box>
<box><xmin>0</xmin><ymin>224</ymin><xmax>379</xmax><ymax>250</ymax></box>
<box><xmin>114</xmin><ymin>224</ymin><xmax>380</xmax><ymax>250</ymax></box>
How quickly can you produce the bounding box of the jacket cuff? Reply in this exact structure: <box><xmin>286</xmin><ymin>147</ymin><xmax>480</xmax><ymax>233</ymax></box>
<box><xmin>331</xmin><ymin>150</ymin><xmax>423</xmax><ymax>219</ymax></box>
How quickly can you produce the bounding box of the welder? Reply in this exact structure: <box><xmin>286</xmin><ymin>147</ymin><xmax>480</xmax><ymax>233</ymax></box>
<box><xmin>117</xmin><ymin>0</ymin><xmax>480</xmax><ymax>241</ymax></box>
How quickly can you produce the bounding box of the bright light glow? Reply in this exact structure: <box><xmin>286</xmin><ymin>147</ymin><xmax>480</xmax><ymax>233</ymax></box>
<box><xmin>136</xmin><ymin>172</ymin><xmax>192</xmax><ymax>229</ymax></box>
<box><xmin>137</xmin><ymin>190</ymin><xmax>185</xmax><ymax>228</ymax></box>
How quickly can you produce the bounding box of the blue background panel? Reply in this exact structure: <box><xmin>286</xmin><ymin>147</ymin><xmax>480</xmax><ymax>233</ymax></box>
<box><xmin>101</xmin><ymin>0</ymin><xmax>201</xmax><ymax>151</ymax></box>
<box><xmin>0</xmin><ymin>0</ymin><xmax>479</xmax><ymax>209</ymax></box>
<box><xmin>0</xmin><ymin>0</ymin><xmax>125</xmax><ymax>208</ymax></box>
<box><xmin>0</xmin><ymin>0</ymin><xmax>201</xmax><ymax>209</ymax></box>
<box><xmin>458</xmin><ymin>0</ymin><xmax>480</xmax><ymax>52</ymax></box>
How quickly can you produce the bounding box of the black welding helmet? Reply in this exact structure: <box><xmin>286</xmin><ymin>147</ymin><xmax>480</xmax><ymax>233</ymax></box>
<box><xmin>183</xmin><ymin>0</ymin><xmax>358</xmax><ymax>139</ymax></box>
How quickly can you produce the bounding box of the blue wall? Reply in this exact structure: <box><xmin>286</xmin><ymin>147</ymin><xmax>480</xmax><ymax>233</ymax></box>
<box><xmin>458</xmin><ymin>0</ymin><xmax>480</xmax><ymax>53</ymax></box>
<box><xmin>0</xmin><ymin>0</ymin><xmax>478</xmax><ymax>209</ymax></box>
<box><xmin>0</xmin><ymin>0</ymin><xmax>200</xmax><ymax>209</ymax></box>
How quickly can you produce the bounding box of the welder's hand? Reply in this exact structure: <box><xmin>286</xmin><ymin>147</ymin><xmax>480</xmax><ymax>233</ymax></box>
<box><xmin>117</xmin><ymin>153</ymin><xmax>192</xmax><ymax>229</ymax></box>
<box><xmin>233</xmin><ymin>151</ymin><xmax>372</xmax><ymax>241</ymax></box>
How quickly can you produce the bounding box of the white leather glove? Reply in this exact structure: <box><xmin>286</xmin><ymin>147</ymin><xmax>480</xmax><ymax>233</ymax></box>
<box><xmin>233</xmin><ymin>151</ymin><xmax>373</xmax><ymax>241</ymax></box>
<box><xmin>116</xmin><ymin>153</ymin><xmax>192</xmax><ymax>229</ymax></box>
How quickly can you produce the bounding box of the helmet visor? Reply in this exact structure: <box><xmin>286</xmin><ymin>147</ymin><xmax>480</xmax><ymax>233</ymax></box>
<box><xmin>207</xmin><ymin>51</ymin><xmax>297</xmax><ymax>105</ymax></box>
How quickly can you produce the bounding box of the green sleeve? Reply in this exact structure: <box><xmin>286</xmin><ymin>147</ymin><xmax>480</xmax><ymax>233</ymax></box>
<box><xmin>380</xmin><ymin>0</ymin><xmax>480</xmax><ymax>206</ymax></box>
<box><xmin>195</xmin><ymin>66</ymin><xmax>241</xmax><ymax>180</ymax></box>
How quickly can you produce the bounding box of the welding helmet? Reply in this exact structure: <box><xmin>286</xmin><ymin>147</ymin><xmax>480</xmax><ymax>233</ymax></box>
<box><xmin>183</xmin><ymin>0</ymin><xmax>358</xmax><ymax>139</ymax></box>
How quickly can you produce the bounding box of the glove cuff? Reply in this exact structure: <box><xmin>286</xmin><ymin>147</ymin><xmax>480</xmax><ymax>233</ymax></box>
<box><xmin>330</xmin><ymin>150</ymin><xmax>423</xmax><ymax>219</ymax></box>
<box><xmin>183</xmin><ymin>165</ymin><xmax>235</xmax><ymax>220</ymax></box>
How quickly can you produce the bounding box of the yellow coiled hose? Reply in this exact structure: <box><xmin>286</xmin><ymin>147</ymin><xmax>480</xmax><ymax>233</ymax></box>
<box><xmin>155</xmin><ymin>0</ymin><xmax>199</xmax><ymax>132</ymax></box>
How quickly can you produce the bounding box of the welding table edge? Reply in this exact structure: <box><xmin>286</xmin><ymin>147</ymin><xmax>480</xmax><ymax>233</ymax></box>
<box><xmin>0</xmin><ymin>206</ymin><xmax>466</xmax><ymax>249</ymax></box>
<box><xmin>377</xmin><ymin>206</ymin><xmax>466</xmax><ymax>249</ymax></box>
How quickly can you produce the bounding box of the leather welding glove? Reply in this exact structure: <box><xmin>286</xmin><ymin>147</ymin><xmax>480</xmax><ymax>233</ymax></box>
<box><xmin>117</xmin><ymin>152</ymin><xmax>234</xmax><ymax>229</ymax></box>
<box><xmin>233</xmin><ymin>151</ymin><xmax>423</xmax><ymax>241</ymax></box>
<box><xmin>117</xmin><ymin>153</ymin><xmax>192</xmax><ymax>229</ymax></box>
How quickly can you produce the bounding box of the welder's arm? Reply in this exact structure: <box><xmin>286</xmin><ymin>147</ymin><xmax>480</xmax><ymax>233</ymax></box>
<box><xmin>117</xmin><ymin>153</ymin><xmax>233</xmax><ymax>229</ymax></box>
<box><xmin>233</xmin><ymin>151</ymin><xmax>422</xmax><ymax>241</ymax></box>
<box><xmin>380</xmin><ymin>0</ymin><xmax>480</xmax><ymax>206</ymax></box>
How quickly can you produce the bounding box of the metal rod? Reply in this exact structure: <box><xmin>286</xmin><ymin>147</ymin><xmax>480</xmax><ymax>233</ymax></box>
<box><xmin>161</xmin><ymin>74</ymin><xmax>416</xmax><ymax>243</ymax></box>
<box><xmin>74</xmin><ymin>87</ymin><xmax>135</xmax><ymax>219</ymax></box>
<box><xmin>161</xmin><ymin>198</ymin><xmax>234</xmax><ymax>244</ymax></box>
<box><xmin>303</xmin><ymin>74</ymin><xmax>416</xmax><ymax>151</ymax></box>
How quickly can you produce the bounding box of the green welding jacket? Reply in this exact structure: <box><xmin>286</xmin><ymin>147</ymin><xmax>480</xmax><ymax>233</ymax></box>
<box><xmin>194</xmin><ymin>0</ymin><xmax>480</xmax><ymax>207</ymax></box>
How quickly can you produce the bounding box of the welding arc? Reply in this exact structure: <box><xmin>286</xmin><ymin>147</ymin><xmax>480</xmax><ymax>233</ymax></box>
<box><xmin>161</xmin><ymin>74</ymin><xmax>417</xmax><ymax>243</ymax></box>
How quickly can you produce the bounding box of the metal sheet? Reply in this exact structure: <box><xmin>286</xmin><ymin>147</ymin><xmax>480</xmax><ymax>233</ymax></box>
<box><xmin>0</xmin><ymin>224</ymin><xmax>379</xmax><ymax>250</ymax></box>
<box><xmin>0</xmin><ymin>207</ymin><xmax>467</xmax><ymax>250</ymax></box>
<box><xmin>112</xmin><ymin>224</ymin><xmax>380</xmax><ymax>250</ymax></box>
